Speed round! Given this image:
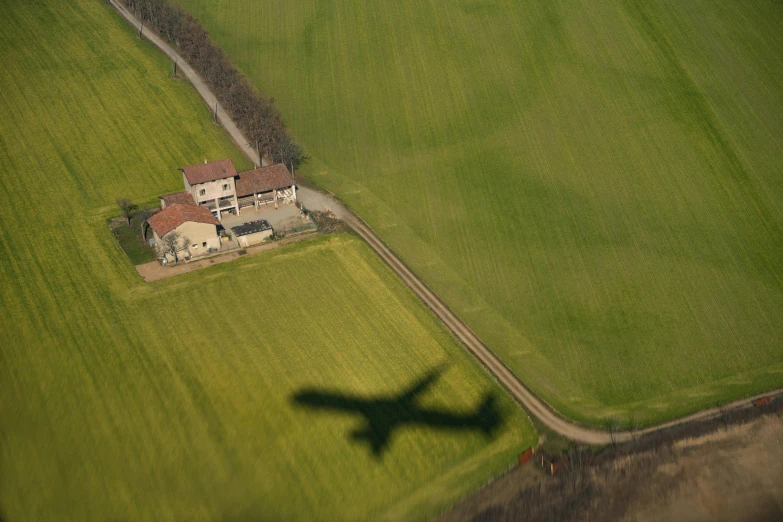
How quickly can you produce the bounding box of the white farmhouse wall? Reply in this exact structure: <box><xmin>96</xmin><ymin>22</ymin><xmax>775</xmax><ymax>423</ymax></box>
<box><xmin>188</xmin><ymin>177</ymin><xmax>236</xmax><ymax>204</ymax></box>
<box><xmin>237</xmin><ymin>229</ymin><xmax>273</xmax><ymax>247</ymax></box>
<box><xmin>177</xmin><ymin>221</ymin><xmax>220</xmax><ymax>256</ymax></box>
<box><xmin>154</xmin><ymin>222</ymin><xmax>219</xmax><ymax>261</ymax></box>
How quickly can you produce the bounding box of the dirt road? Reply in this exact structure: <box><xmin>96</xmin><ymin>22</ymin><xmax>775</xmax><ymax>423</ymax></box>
<box><xmin>280</xmin><ymin>189</ymin><xmax>783</xmax><ymax>445</ymax></box>
<box><xmin>109</xmin><ymin>0</ymin><xmax>782</xmax><ymax>445</ymax></box>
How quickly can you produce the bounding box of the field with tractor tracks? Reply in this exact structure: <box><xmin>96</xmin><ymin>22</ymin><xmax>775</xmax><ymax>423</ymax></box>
<box><xmin>177</xmin><ymin>0</ymin><xmax>783</xmax><ymax>426</ymax></box>
<box><xmin>0</xmin><ymin>2</ymin><xmax>535</xmax><ymax>520</ymax></box>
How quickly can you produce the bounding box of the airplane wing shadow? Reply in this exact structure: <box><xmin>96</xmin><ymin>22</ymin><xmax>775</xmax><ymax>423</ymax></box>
<box><xmin>291</xmin><ymin>365</ymin><xmax>505</xmax><ymax>457</ymax></box>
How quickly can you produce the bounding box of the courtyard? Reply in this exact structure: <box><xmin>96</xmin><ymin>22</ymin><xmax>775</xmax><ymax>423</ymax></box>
<box><xmin>219</xmin><ymin>202</ymin><xmax>313</xmax><ymax>235</ymax></box>
<box><xmin>217</xmin><ymin>202</ymin><xmax>316</xmax><ymax>250</ymax></box>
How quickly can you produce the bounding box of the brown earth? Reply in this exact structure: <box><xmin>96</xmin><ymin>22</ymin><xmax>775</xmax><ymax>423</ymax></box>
<box><xmin>439</xmin><ymin>406</ymin><xmax>783</xmax><ymax>522</ymax></box>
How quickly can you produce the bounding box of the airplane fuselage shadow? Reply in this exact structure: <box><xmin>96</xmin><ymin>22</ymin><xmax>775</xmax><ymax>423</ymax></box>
<box><xmin>291</xmin><ymin>366</ymin><xmax>504</xmax><ymax>456</ymax></box>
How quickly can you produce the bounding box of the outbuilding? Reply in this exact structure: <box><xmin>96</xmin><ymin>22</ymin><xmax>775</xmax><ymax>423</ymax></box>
<box><xmin>231</xmin><ymin>219</ymin><xmax>273</xmax><ymax>247</ymax></box>
<box><xmin>235</xmin><ymin>163</ymin><xmax>297</xmax><ymax>212</ymax></box>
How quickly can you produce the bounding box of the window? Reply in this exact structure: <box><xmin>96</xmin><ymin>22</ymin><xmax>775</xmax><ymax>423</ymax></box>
<box><xmin>222</xmin><ymin>183</ymin><xmax>230</xmax><ymax>191</ymax></box>
<box><xmin>199</xmin><ymin>188</ymin><xmax>206</xmax><ymax>196</ymax></box>
<box><xmin>202</xmin><ymin>242</ymin><xmax>207</xmax><ymax>247</ymax></box>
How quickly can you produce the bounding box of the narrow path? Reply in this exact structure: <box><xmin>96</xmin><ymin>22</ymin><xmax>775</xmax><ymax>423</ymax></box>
<box><xmin>109</xmin><ymin>0</ymin><xmax>782</xmax><ymax>444</ymax></box>
<box><xmin>109</xmin><ymin>0</ymin><xmax>262</xmax><ymax>166</ymax></box>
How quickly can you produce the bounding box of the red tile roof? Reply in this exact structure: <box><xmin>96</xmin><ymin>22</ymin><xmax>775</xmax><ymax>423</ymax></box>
<box><xmin>147</xmin><ymin>203</ymin><xmax>219</xmax><ymax>237</ymax></box>
<box><xmin>180</xmin><ymin>159</ymin><xmax>237</xmax><ymax>185</ymax></box>
<box><xmin>235</xmin><ymin>164</ymin><xmax>294</xmax><ymax>197</ymax></box>
<box><xmin>159</xmin><ymin>191</ymin><xmax>196</xmax><ymax>207</ymax></box>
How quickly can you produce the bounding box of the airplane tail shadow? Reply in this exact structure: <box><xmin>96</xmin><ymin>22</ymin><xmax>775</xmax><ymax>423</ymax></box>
<box><xmin>476</xmin><ymin>394</ymin><xmax>502</xmax><ymax>437</ymax></box>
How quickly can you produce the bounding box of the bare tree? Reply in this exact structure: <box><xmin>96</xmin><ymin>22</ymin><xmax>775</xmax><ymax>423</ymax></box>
<box><xmin>115</xmin><ymin>198</ymin><xmax>137</xmax><ymax>226</ymax></box>
<box><xmin>139</xmin><ymin>208</ymin><xmax>155</xmax><ymax>242</ymax></box>
<box><xmin>273</xmin><ymin>139</ymin><xmax>306</xmax><ymax>171</ymax></box>
<box><xmin>607</xmin><ymin>418</ymin><xmax>622</xmax><ymax>447</ymax></box>
<box><xmin>161</xmin><ymin>231</ymin><xmax>181</xmax><ymax>261</ymax></box>
<box><xmin>629</xmin><ymin>415</ymin><xmax>641</xmax><ymax>443</ymax></box>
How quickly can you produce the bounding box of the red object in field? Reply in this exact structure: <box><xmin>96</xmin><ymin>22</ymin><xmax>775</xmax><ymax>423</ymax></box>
<box><xmin>550</xmin><ymin>457</ymin><xmax>569</xmax><ymax>475</ymax></box>
<box><xmin>753</xmin><ymin>396</ymin><xmax>773</xmax><ymax>407</ymax></box>
<box><xmin>519</xmin><ymin>448</ymin><xmax>534</xmax><ymax>465</ymax></box>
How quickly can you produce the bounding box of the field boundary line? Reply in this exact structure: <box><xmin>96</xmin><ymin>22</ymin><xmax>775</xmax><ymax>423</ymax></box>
<box><xmin>107</xmin><ymin>0</ymin><xmax>783</xmax><ymax>445</ymax></box>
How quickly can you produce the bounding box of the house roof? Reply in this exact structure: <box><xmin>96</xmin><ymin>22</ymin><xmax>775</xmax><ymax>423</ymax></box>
<box><xmin>231</xmin><ymin>219</ymin><xmax>272</xmax><ymax>237</ymax></box>
<box><xmin>235</xmin><ymin>164</ymin><xmax>294</xmax><ymax>197</ymax></box>
<box><xmin>147</xmin><ymin>203</ymin><xmax>219</xmax><ymax>237</ymax></box>
<box><xmin>180</xmin><ymin>159</ymin><xmax>237</xmax><ymax>185</ymax></box>
<box><xmin>159</xmin><ymin>191</ymin><xmax>197</xmax><ymax>207</ymax></box>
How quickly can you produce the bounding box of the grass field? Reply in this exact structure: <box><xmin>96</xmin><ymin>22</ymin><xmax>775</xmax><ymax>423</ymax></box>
<box><xmin>177</xmin><ymin>0</ymin><xmax>783</xmax><ymax>425</ymax></box>
<box><xmin>0</xmin><ymin>1</ymin><xmax>535</xmax><ymax>520</ymax></box>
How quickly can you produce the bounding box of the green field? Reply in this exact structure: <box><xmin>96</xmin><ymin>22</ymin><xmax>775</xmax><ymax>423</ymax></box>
<box><xmin>177</xmin><ymin>0</ymin><xmax>783</xmax><ymax>425</ymax></box>
<box><xmin>0</xmin><ymin>1</ymin><xmax>535</xmax><ymax>520</ymax></box>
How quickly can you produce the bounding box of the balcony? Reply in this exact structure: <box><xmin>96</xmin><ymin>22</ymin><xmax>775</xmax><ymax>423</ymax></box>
<box><xmin>200</xmin><ymin>198</ymin><xmax>236</xmax><ymax>210</ymax></box>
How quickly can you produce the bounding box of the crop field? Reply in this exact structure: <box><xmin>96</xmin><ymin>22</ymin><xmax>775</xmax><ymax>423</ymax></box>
<box><xmin>0</xmin><ymin>1</ymin><xmax>535</xmax><ymax>521</ymax></box>
<box><xmin>178</xmin><ymin>0</ymin><xmax>783</xmax><ymax>425</ymax></box>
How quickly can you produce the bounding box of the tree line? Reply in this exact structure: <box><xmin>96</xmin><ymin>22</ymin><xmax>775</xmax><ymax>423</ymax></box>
<box><xmin>123</xmin><ymin>0</ymin><xmax>304</xmax><ymax>169</ymax></box>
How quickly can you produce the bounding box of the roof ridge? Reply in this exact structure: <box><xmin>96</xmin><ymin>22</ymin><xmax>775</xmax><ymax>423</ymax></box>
<box><xmin>180</xmin><ymin>158</ymin><xmax>238</xmax><ymax>185</ymax></box>
<box><xmin>237</xmin><ymin>163</ymin><xmax>288</xmax><ymax>175</ymax></box>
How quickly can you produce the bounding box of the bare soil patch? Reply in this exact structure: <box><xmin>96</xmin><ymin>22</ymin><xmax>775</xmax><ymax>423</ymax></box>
<box><xmin>310</xmin><ymin>210</ymin><xmax>349</xmax><ymax>234</ymax></box>
<box><xmin>440</xmin><ymin>404</ymin><xmax>783</xmax><ymax>522</ymax></box>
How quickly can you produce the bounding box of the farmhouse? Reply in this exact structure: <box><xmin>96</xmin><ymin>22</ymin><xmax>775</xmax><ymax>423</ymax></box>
<box><xmin>164</xmin><ymin>159</ymin><xmax>296</xmax><ymax>222</ymax></box>
<box><xmin>147</xmin><ymin>203</ymin><xmax>220</xmax><ymax>262</ymax></box>
<box><xmin>151</xmin><ymin>159</ymin><xmax>299</xmax><ymax>261</ymax></box>
<box><xmin>179</xmin><ymin>158</ymin><xmax>239</xmax><ymax>219</ymax></box>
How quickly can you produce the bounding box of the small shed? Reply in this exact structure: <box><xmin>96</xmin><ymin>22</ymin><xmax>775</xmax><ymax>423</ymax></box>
<box><xmin>231</xmin><ymin>220</ymin><xmax>273</xmax><ymax>247</ymax></box>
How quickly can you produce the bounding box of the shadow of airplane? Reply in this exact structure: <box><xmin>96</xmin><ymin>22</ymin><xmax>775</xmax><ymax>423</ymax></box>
<box><xmin>291</xmin><ymin>365</ymin><xmax>503</xmax><ymax>456</ymax></box>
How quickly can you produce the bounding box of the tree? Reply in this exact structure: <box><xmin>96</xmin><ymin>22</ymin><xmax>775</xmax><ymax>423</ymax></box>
<box><xmin>161</xmin><ymin>230</ymin><xmax>181</xmax><ymax>261</ymax></box>
<box><xmin>273</xmin><ymin>138</ymin><xmax>306</xmax><ymax>171</ymax></box>
<box><xmin>607</xmin><ymin>418</ymin><xmax>622</xmax><ymax>447</ymax></box>
<box><xmin>115</xmin><ymin>198</ymin><xmax>137</xmax><ymax>226</ymax></box>
<box><xmin>139</xmin><ymin>208</ymin><xmax>155</xmax><ymax>242</ymax></box>
<box><xmin>628</xmin><ymin>415</ymin><xmax>641</xmax><ymax>443</ymax></box>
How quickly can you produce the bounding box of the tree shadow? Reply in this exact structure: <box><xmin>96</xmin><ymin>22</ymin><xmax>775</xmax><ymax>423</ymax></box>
<box><xmin>291</xmin><ymin>365</ymin><xmax>504</xmax><ymax>457</ymax></box>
